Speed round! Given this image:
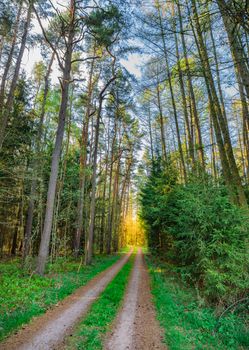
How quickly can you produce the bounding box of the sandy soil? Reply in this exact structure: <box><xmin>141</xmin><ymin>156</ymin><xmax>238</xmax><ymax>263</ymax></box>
<box><xmin>0</xmin><ymin>252</ymin><xmax>131</xmax><ymax>350</ymax></box>
<box><xmin>105</xmin><ymin>248</ymin><xmax>167</xmax><ymax>350</ymax></box>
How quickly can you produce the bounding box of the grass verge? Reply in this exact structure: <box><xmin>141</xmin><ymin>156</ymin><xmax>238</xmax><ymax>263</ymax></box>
<box><xmin>147</xmin><ymin>256</ymin><xmax>249</xmax><ymax>350</ymax></box>
<box><xmin>0</xmin><ymin>254</ymin><xmax>121</xmax><ymax>341</ymax></box>
<box><xmin>66</xmin><ymin>254</ymin><xmax>134</xmax><ymax>350</ymax></box>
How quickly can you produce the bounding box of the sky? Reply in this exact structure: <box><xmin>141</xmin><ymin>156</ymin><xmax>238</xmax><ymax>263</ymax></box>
<box><xmin>22</xmin><ymin>1</ymin><xmax>143</xmax><ymax>84</ymax></box>
<box><xmin>23</xmin><ymin>44</ymin><xmax>143</xmax><ymax>83</ymax></box>
<box><xmin>22</xmin><ymin>0</ymin><xmax>239</xmax><ymax>102</ymax></box>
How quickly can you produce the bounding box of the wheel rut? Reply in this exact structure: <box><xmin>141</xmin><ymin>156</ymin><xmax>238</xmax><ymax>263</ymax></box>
<box><xmin>105</xmin><ymin>248</ymin><xmax>167</xmax><ymax>350</ymax></box>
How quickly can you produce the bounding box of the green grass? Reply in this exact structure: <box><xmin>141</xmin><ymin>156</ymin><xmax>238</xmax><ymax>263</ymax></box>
<box><xmin>0</xmin><ymin>254</ymin><xmax>121</xmax><ymax>341</ymax></box>
<box><xmin>141</xmin><ymin>246</ymin><xmax>148</xmax><ymax>254</ymax></box>
<box><xmin>119</xmin><ymin>246</ymin><xmax>132</xmax><ymax>253</ymax></box>
<box><xmin>66</xmin><ymin>254</ymin><xmax>134</xmax><ymax>350</ymax></box>
<box><xmin>147</xmin><ymin>256</ymin><xmax>249</xmax><ymax>350</ymax></box>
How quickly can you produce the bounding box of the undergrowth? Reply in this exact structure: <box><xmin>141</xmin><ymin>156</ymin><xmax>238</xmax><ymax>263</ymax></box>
<box><xmin>140</xmin><ymin>164</ymin><xmax>249</xmax><ymax>304</ymax></box>
<box><xmin>147</xmin><ymin>256</ymin><xmax>249</xmax><ymax>350</ymax></box>
<box><xmin>0</xmin><ymin>254</ymin><xmax>120</xmax><ymax>341</ymax></box>
<box><xmin>66</xmin><ymin>254</ymin><xmax>134</xmax><ymax>350</ymax></box>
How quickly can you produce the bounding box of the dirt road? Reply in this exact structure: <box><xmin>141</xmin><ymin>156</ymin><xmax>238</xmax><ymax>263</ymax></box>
<box><xmin>1</xmin><ymin>252</ymin><xmax>131</xmax><ymax>350</ymax></box>
<box><xmin>1</xmin><ymin>249</ymin><xmax>166</xmax><ymax>350</ymax></box>
<box><xmin>105</xmin><ymin>248</ymin><xmax>166</xmax><ymax>350</ymax></box>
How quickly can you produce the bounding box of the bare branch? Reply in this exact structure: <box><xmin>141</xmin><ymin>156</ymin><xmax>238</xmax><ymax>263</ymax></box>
<box><xmin>71</xmin><ymin>55</ymin><xmax>101</xmax><ymax>64</ymax></box>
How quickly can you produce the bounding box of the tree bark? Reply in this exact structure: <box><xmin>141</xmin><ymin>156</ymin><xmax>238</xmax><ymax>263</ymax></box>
<box><xmin>156</xmin><ymin>4</ymin><xmax>187</xmax><ymax>181</ymax></box>
<box><xmin>156</xmin><ymin>84</ymin><xmax>167</xmax><ymax>161</ymax></box>
<box><xmin>85</xmin><ymin>75</ymin><xmax>116</xmax><ymax>265</ymax></box>
<box><xmin>0</xmin><ymin>2</ymin><xmax>32</xmax><ymax>149</ymax></box>
<box><xmin>23</xmin><ymin>52</ymin><xmax>55</xmax><ymax>262</ymax></box>
<box><xmin>0</xmin><ymin>1</ymin><xmax>23</xmax><ymax>112</ymax></box>
<box><xmin>36</xmin><ymin>2</ymin><xmax>75</xmax><ymax>274</ymax></box>
<box><xmin>106</xmin><ymin>114</ymin><xmax>117</xmax><ymax>254</ymax></box>
<box><xmin>217</xmin><ymin>0</ymin><xmax>249</xmax><ymax>99</ymax></box>
<box><xmin>190</xmin><ymin>0</ymin><xmax>247</xmax><ymax>206</ymax></box>
<box><xmin>74</xmin><ymin>53</ymin><xmax>96</xmax><ymax>256</ymax></box>
<box><xmin>177</xmin><ymin>2</ymin><xmax>205</xmax><ymax>170</ymax></box>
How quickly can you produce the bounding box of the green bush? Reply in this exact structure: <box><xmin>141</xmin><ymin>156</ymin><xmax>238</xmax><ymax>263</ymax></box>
<box><xmin>165</xmin><ymin>183</ymin><xmax>249</xmax><ymax>304</ymax></box>
<box><xmin>139</xmin><ymin>160</ymin><xmax>177</xmax><ymax>253</ymax></box>
<box><xmin>147</xmin><ymin>256</ymin><xmax>249</xmax><ymax>350</ymax></box>
<box><xmin>140</xmin><ymin>162</ymin><xmax>249</xmax><ymax>304</ymax></box>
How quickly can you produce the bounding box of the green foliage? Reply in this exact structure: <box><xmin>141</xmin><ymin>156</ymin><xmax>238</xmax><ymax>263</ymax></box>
<box><xmin>140</xmin><ymin>161</ymin><xmax>249</xmax><ymax>304</ymax></box>
<box><xmin>171</xmin><ymin>56</ymin><xmax>201</xmax><ymax>82</ymax></box>
<box><xmin>165</xmin><ymin>182</ymin><xmax>249</xmax><ymax>303</ymax></box>
<box><xmin>86</xmin><ymin>5</ymin><xmax>123</xmax><ymax>47</ymax></box>
<box><xmin>139</xmin><ymin>159</ymin><xmax>178</xmax><ymax>252</ymax></box>
<box><xmin>32</xmin><ymin>61</ymin><xmax>47</xmax><ymax>86</ymax></box>
<box><xmin>1</xmin><ymin>77</ymin><xmax>34</xmax><ymax>162</ymax></box>
<box><xmin>0</xmin><ymin>2</ymin><xmax>15</xmax><ymax>38</ymax></box>
<box><xmin>0</xmin><ymin>255</ymin><xmax>120</xmax><ymax>341</ymax></box>
<box><xmin>66</xmin><ymin>255</ymin><xmax>133</xmax><ymax>350</ymax></box>
<box><xmin>147</xmin><ymin>256</ymin><xmax>249</xmax><ymax>350</ymax></box>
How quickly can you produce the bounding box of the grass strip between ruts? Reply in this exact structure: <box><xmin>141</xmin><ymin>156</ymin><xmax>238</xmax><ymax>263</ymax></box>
<box><xmin>0</xmin><ymin>254</ymin><xmax>121</xmax><ymax>341</ymax></box>
<box><xmin>146</xmin><ymin>256</ymin><xmax>249</xmax><ymax>350</ymax></box>
<box><xmin>66</xmin><ymin>253</ymin><xmax>134</xmax><ymax>350</ymax></box>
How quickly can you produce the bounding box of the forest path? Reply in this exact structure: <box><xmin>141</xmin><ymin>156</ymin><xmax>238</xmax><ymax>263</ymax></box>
<box><xmin>1</xmin><ymin>251</ymin><xmax>132</xmax><ymax>350</ymax></box>
<box><xmin>105</xmin><ymin>248</ymin><xmax>166</xmax><ymax>350</ymax></box>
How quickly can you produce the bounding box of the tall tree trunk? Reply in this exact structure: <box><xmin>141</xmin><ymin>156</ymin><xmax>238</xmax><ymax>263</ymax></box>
<box><xmin>36</xmin><ymin>4</ymin><xmax>74</xmax><ymax>274</ymax></box>
<box><xmin>148</xmin><ymin>105</ymin><xmax>154</xmax><ymax>162</ymax></box>
<box><xmin>0</xmin><ymin>1</ymin><xmax>23</xmax><ymax>111</ymax></box>
<box><xmin>106</xmin><ymin>116</ymin><xmax>117</xmax><ymax>254</ymax></box>
<box><xmin>156</xmin><ymin>4</ymin><xmax>187</xmax><ymax>181</ymax></box>
<box><xmin>173</xmin><ymin>4</ymin><xmax>195</xmax><ymax>169</ymax></box>
<box><xmin>156</xmin><ymin>84</ymin><xmax>167</xmax><ymax>161</ymax></box>
<box><xmin>74</xmin><ymin>54</ymin><xmax>96</xmax><ymax>256</ymax></box>
<box><xmin>11</xmin><ymin>204</ymin><xmax>22</xmax><ymax>256</ymax></box>
<box><xmin>110</xmin><ymin>145</ymin><xmax>121</xmax><ymax>252</ymax></box>
<box><xmin>0</xmin><ymin>3</ymin><xmax>32</xmax><ymax>149</ymax></box>
<box><xmin>217</xmin><ymin>0</ymin><xmax>249</xmax><ymax>99</ymax></box>
<box><xmin>209</xmin><ymin>116</ymin><xmax>218</xmax><ymax>181</ymax></box>
<box><xmin>191</xmin><ymin>0</ymin><xmax>247</xmax><ymax>206</ymax></box>
<box><xmin>99</xmin><ymin>127</ymin><xmax>111</xmax><ymax>254</ymax></box>
<box><xmin>85</xmin><ymin>76</ymin><xmax>116</xmax><ymax>265</ymax></box>
<box><xmin>216</xmin><ymin>3</ymin><xmax>249</xmax><ymax>181</ymax></box>
<box><xmin>177</xmin><ymin>2</ymin><xmax>205</xmax><ymax>170</ymax></box>
<box><xmin>23</xmin><ymin>52</ymin><xmax>55</xmax><ymax>262</ymax></box>
<box><xmin>235</xmin><ymin>111</ymin><xmax>247</xmax><ymax>181</ymax></box>
<box><xmin>51</xmin><ymin>88</ymin><xmax>73</xmax><ymax>260</ymax></box>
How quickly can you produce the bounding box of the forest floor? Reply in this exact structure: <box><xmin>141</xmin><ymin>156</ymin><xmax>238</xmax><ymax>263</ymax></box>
<box><xmin>0</xmin><ymin>249</ymin><xmax>167</xmax><ymax>350</ymax></box>
<box><xmin>0</xmin><ymin>254</ymin><xmax>121</xmax><ymax>341</ymax></box>
<box><xmin>1</xmin><ymin>250</ymin><xmax>248</xmax><ymax>350</ymax></box>
<box><xmin>0</xmin><ymin>252</ymin><xmax>131</xmax><ymax>350</ymax></box>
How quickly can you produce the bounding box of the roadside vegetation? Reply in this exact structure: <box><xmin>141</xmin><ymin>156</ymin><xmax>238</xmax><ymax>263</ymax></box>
<box><xmin>0</xmin><ymin>254</ymin><xmax>120</xmax><ymax>340</ymax></box>
<box><xmin>147</xmin><ymin>256</ymin><xmax>249</xmax><ymax>350</ymax></box>
<box><xmin>139</xmin><ymin>162</ymin><xmax>249</xmax><ymax>349</ymax></box>
<box><xmin>140</xmin><ymin>165</ymin><xmax>249</xmax><ymax>305</ymax></box>
<box><xmin>66</xmin><ymin>255</ymin><xmax>134</xmax><ymax>350</ymax></box>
